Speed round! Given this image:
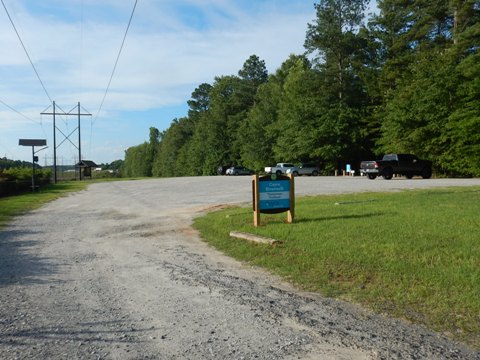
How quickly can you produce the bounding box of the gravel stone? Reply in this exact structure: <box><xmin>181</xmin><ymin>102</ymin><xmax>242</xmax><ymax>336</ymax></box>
<box><xmin>1</xmin><ymin>176</ymin><xmax>479</xmax><ymax>359</ymax></box>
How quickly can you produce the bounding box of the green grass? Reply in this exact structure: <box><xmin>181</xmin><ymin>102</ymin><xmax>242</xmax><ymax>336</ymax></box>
<box><xmin>193</xmin><ymin>186</ymin><xmax>480</xmax><ymax>348</ymax></box>
<box><xmin>0</xmin><ymin>181</ymin><xmax>88</xmax><ymax>228</ymax></box>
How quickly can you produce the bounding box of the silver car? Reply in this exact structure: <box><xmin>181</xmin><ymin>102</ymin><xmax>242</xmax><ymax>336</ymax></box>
<box><xmin>285</xmin><ymin>163</ymin><xmax>319</xmax><ymax>176</ymax></box>
<box><xmin>226</xmin><ymin>166</ymin><xmax>254</xmax><ymax>176</ymax></box>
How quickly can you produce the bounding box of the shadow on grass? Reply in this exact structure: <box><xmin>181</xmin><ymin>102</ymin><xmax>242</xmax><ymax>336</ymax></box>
<box><xmin>0</xmin><ymin>226</ymin><xmax>59</xmax><ymax>286</ymax></box>
<box><xmin>419</xmin><ymin>188</ymin><xmax>480</xmax><ymax>196</ymax></box>
<box><xmin>295</xmin><ymin>211</ymin><xmax>391</xmax><ymax>224</ymax></box>
<box><xmin>40</xmin><ymin>182</ymin><xmax>85</xmax><ymax>193</ymax></box>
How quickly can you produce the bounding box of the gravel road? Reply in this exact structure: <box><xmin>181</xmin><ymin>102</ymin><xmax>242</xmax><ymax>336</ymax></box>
<box><xmin>1</xmin><ymin>176</ymin><xmax>480</xmax><ymax>359</ymax></box>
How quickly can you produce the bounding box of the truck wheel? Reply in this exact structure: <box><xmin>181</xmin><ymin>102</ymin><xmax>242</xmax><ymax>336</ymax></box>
<box><xmin>382</xmin><ymin>167</ymin><xmax>393</xmax><ymax>180</ymax></box>
<box><xmin>293</xmin><ymin>171</ymin><xmax>299</xmax><ymax>177</ymax></box>
<box><xmin>312</xmin><ymin>170</ymin><xmax>318</xmax><ymax>176</ymax></box>
<box><xmin>421</xmin><ymin>167</ymin><xmax>432</xmax><ymax>179</ymax></box>
<box><xmin>276</xmin><ymin>170</ymin><xmax>282</xmax><ymax>175</ymax></box>
<box><xmin>367</xmin><ymin>174</ymin><xmax>377</xmax><ymax>180</ymax></box>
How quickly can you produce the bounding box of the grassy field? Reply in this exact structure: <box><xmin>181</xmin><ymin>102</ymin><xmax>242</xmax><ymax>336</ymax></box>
<box><xmin>193</xmin><ymin>186</ymin><xmax>480</xmax><ymax>348</ymax></box>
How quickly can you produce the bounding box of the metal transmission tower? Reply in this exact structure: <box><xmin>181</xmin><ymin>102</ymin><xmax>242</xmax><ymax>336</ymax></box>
<box><xmin>41</xmin><ymin>101</ymin><xmax>92</xmax><ymax>183</ymax></box>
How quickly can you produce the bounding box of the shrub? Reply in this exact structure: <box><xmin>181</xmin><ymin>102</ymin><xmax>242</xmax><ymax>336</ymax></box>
<box><xmin>0</xmin><ymin>167</ymin><xmax>51</xmax><ymax>197</ymax></box>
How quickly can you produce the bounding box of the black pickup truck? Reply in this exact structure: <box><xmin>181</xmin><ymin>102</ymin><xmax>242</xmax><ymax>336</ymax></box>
<box><xmin>360</xmin><ymin>154</ymin><xmax>432</xmax><ymax>180</ymax></box>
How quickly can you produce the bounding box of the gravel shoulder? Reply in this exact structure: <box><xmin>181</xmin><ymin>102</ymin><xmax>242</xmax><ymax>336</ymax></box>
<box><xmin>1</xmin><ymin>176</ymin><xmax>480</xmax><ymax>359</ymax></box>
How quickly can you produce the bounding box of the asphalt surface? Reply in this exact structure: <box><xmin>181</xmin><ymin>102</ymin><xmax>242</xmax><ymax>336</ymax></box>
<box><xmin>1</xmin><ymin>176</ymin><xmax>480</xmax><ymax>359</ymax></box>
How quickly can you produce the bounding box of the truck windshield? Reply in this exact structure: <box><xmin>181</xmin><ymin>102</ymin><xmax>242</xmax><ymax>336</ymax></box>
<box><xmin>383</xmin><ymin>154</ymin><xmax>397</xmax><ymax>161</ymax></box>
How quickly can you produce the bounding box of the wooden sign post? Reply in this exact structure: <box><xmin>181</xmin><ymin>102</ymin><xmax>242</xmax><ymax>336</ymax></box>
<box><xmin>252</xmin><ymin>173</ymin><xmax>295</xmax><ymax>227</ymax></box>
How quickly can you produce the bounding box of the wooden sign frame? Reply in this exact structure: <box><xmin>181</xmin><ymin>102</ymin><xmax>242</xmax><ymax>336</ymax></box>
<box><xmin>252</xmin><ymin>173</ymin><xmax>295</xmax><ymax>227</ymax></box>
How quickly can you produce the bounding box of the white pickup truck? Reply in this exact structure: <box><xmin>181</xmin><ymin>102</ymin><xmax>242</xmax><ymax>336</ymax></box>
<box><xmin>264</xmin><ymin>163</ymin><xmax>295</xmax><ymax>174</ymax></box>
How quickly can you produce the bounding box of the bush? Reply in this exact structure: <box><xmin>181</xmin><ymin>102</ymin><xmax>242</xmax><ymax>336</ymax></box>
<box><xmin>0</xmin><ymin>168</ymin><xmax>51</xmax><ymax>197</ymax></box>
<box><xmin>92</xmin><ymin>170</ymin><xmax>121</xmax><ymax>179</ymax></box>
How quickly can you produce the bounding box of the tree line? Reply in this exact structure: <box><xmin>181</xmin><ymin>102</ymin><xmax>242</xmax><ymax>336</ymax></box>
<box><xmin>0</xmin><ymin>157</ymin><xmax>37</xmax><ymax>170</ymax></box>
<box><xmin>122</xmin><ymin>0</ymin><xmax>480</xmax><ymax>178</ymax></box>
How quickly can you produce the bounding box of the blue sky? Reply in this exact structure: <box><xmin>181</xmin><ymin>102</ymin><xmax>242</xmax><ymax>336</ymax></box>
<box><xmin>1</xmin><ymin>1</ymin><xmax>376</xmax><ymax>165</ymax></box>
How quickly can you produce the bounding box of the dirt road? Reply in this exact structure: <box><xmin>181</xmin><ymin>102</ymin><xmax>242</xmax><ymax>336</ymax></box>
<box><xmin>1</xmin><ymin>177</ymin><xmax>479</xmax><ymax>359</ymax></box>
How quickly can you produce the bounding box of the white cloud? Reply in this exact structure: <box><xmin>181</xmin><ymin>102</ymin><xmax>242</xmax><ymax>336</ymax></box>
<box><xmin>0</xmin><ymin>0</ymin><xmax>315</xmax><ymax>163</ymax></box>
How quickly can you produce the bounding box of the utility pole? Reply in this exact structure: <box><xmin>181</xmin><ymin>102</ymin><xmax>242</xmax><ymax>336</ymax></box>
<box><xmin>53</xmin><ymin>101</ymin><xmax>57</xmax><ymax>183</ymax></box>
<box><xmin>78</xmin><ymin>102</ymin><xmax>82</xmax><ymax>180</ymax></box>
<box><xmin>41</xmin><ymin>101</ymin><xmax>91</xmax><ymax>183</ymax></box>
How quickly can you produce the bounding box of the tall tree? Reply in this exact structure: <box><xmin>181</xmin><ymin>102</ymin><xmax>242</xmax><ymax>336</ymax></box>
<box><xmin>303</xmin><ymin>0</ymin><xmax>369</xmax><ymax>169</ymax></box>
<box><xmin>122</xmin><ymin>143</ymin><xmax>151</xmax><ymax>177</ymax></box>
<box><xmin>152</xmin><ymin>120</ymin><xmax>186</xmax><ymax>177</ymax></box>
<box><xmin>378</xmin><ymin>51</ymin><xmax>456</xmax><ymax>158</ymax></box>
<box><xmin>238</xmin><ymin>55</ymin><xmax>305</xmax><ymax>170</ymax></box>
<box><xmin>238</xmin><ymin>54</ymin><xmax>268</xmax><ymax>89</ymax></box>
<box><xmin>371</xmin><ymin>0</ymin><xmax>455</xmax><ymax>92</ymax></box>
<box><xmin>146</xmin><ymin>127</ymin><xmax>160</xmax><ymax>176</ymax></box>
<box><xmin>305</xmin><ymin>0</ymin><xmax>368</xmax><ymax>100</ymax></box>
<box><xmin>439</xmin><ymin>0</ymin><xmax>480</xmax><ymax>175</ymax></box>
<box><xmin>187</xmin><ymin>83</ymin><xmax>213</xmax><ymax>116</ymax></box>
<box><xmin>273</xmin><ymin>59</ymin><xmax>325</xmax><ymax>162</ymax></box>
<box><xmin>228</xmin><ymin>55</ymin><xmax>269</xmax><ymax>163</ymax></box>
<box><xmin>375</xmin><ymin>0</ymin><xmax>480</xmax><ymax>175</ymax></box>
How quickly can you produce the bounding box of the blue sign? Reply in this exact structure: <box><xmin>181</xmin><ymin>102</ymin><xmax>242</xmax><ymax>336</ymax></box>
<box><xmin>259</xmin><ymin>180</ymin><xmax>290</xmax><ymax>211</ymax></box>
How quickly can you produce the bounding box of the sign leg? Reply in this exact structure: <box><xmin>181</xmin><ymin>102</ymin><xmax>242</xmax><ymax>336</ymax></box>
<box><xmin>287</xmin><ymin>174</ymin><xmax>295</xmax><ymax>223</ymax></box>
<box><xmin>253</xmin><ymin>175</ymin><xmax>260</xmax><ymax>227</ymax></box>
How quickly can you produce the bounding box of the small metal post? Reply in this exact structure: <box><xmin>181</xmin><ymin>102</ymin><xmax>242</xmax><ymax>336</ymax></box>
<box><xmin>31</xmin><ymin>146</ymin><xmax>35</xmax><ymax>191</ymax></box>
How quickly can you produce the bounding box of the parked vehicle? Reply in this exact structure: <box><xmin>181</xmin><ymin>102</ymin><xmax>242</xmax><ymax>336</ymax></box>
<box><xmin>217</xmin><ymin>165</ymin><xmax>231</xmax><ymax>175</ymax></box>
<box><xmin>360</xmin><ymin>154</ymin><xmax>432</xmax><ymax>180</ymax></box>
<box><xmin>226</xmin><ymin>166</ymin><xmax>254</xmax><ymax>176</ymax></box>
<box><xmin>285</xmin><ymin>163</ymin><xmax>319</xmax><ymax>176</ymax></box>
<box><xmin>264</xmin><ymin>163</ymin><xmax>295</xmax><ymax>175</ymax></box>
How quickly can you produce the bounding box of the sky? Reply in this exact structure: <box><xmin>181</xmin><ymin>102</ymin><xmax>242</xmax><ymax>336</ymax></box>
<box><xmin>0</xmin><ymin>0</ymin><xmax>376</xmax><ymax>165</ymax></box>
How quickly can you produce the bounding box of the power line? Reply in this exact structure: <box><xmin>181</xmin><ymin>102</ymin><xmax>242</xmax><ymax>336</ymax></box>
<box><xmin>0</xmin><ymin>99</ymin><xmax>41</xmax><ymax>125</ymax></box>
<box><xmin>1</xmin><ymin>98</ymin><xmax>49</xmax><ymax>139</ymax></box>
<box><xmin>1</xmin><ymin>0</ymin><xmax>52</xmax><ymax>103</ymax></box>
<box><xmin>93</xmin><ymin>0</ymin><xmax>138</xmax><ymax>125</ymax></box>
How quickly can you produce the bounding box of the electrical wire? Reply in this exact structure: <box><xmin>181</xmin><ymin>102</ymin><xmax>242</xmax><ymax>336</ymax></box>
<box><xmin>1</xmin><ymin>98</ymin><xmax>49</xmax><ymax>142</ymax></box>
<box><xmin>55</xmin><ymin>103</ymin><xmax>70</xmax><ymax>127</ymax></box>
<box><xmin>0</xmin><ymin>99</ymin><xmax>48</xmax><ymax>159</ymax></box>
<box><xmin>2</xmin><ymin>1</ymin><xmax>137</xmax><ymax>164</ymax></box>
<box><xmin>1</xmin><ymin>0</ymin><xmax>52</xmax><ymax>103</ymax></box>
<box><xmin>0</xmin><ymin>99</ymin><xmax>41</xmax><ymax>125</ymax></box>
<box><xmin>92</xmin><ymin>0</ymin><xmax>138</xmax><ymax>125</ymax></box>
